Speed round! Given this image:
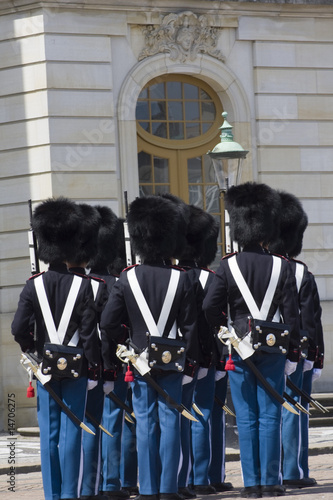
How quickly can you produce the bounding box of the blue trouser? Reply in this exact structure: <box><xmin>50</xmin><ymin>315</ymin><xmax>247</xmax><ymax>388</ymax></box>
<box><xmin>300</xmin><ymin>368</ymin><xmax>312</xmax><ymax>478</ymax></box>
<box><xmin>282</xmin><ymin>360</ymin><xmax>304</xmax><ymax>480</ymax></box>
<box><xmin>37</xmin><ymin>377</ymin><xmax>87</xmax><ymax>500</ymax></box>
<box><xmin>229</xmin><ymin>351</ymin><xmax>285</xmax><ymax>488</ymax></box>
<box><xmin>120</xmin><ymin>387</ymin><xmax>138</xmax><ymax>488</ymax></box>
<box><xmin>178</xmin><ymin>373</ymin><xmax>197</xmax><ymax>488</ymax></box>
<box><xmin>132</xmin><ymin>371</ymin><xmax>182</xmax><ymax>495</ymax></box>
<box><xmin>101</xmin><ymin>373</ymin><xmax>129</xmax><ymax>492</ymax></box>
<box><xmin>81</xmin><ymin>379</ymin><xmax>104</xmax><ymax>496</ymax></box>
<box><xmin>208</xmin><ymin>373</ymin><xmax>228</xmax><ymax>485</ymax></box>
<box><xmin>190</xmin><ymin>366</ymin><xmax>215</xmax><ymax>486</ymax></box>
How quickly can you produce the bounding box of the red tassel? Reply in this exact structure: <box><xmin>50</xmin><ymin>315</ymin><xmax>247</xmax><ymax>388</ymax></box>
<box><xmin>124</xmin><ymin>364</ymin><xmax>134</xmax><ymax>382</ymax></box>
<box><xmin>225</xmin><ymin>354</ymin><xmax>235</xmax><ymax>371</ymax></box>
<box><xmin>27</xmin><ymin>381</ymin><xmax>35</xmax><ymax>398</ymax></box>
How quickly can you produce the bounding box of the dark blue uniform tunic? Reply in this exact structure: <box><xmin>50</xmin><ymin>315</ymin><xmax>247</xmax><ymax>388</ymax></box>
<box><xmin>100</xmin><ymin>261</ymin><xmax>198</xmax><ymax>496</ymax></box>
<box><xmin>203</xmin><ymin>245</ymin><xmax>300</xmax><ymax>488</ymax></box>
<box><xmin>11</xmin><ymin>263</ymin><xmax>99</xmax><ymax>500</ymax></box>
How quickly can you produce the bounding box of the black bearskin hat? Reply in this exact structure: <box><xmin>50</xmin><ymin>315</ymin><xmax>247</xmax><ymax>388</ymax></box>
<box><xmin>73</xmin><ymin>203</ymin><xmax>101</xmax><ymax>265</ymax></box>
<box><xmin>108</xmin><ymin>217</ymin><xmax>127</xmax><ymax>275</ymax></box>
<box><xmin>268</xmin><ymin>191</ymin><xmax>305</xmax><ymax>257</ymax></box>
<box><xmin>225</xmin><ymin>182</ymin><xmax>281</xmax><ymax>248</ymax></box>
<box><xmin>179</xmin><ymin>205</ymin><xmax>218</xmax><ymax>262</ymax></box>
<box><xmin>87</xmin><ymin>205</ymin><xmax>118</xmax><ymax>272</ymax></box>
<box><xmin>32</xmin><ymin>197</ymin><xmax>82</xmax><ymax>264</ymax></box>
<box><xmin>127</xmin><ymin>195</ymin><xmax>180</xmax><ymax>261</ymax></box>
<box><xmin>198</xmin><ymin>216</ymin><xmax>220</xmax><ymax>267</ymax></box>
<box><xmin>160</xmin><ymin>193</ymin><xmax>191</xmax><ymax>259</ymax></box>
<box><xmin>288</xmin><ymin>209</ymin><xmax>308</xmax><ymax>258</ymax></box>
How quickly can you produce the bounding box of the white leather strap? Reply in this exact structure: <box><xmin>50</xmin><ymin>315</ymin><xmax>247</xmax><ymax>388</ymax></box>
<box><xmin>90</xmin><ymin>278</ymin><xmax>100</xmax><ymax>300</ymax></box>
<box><xmin>34</xmin><ymin>274</ymin><xmax>82</xmax><ymax>345</ymax></box>
<box><xmin>199</xmin><ymin>269</ymin><xmax>210</xmax><ymax>290</ymax></box>
<box><xmin>228</xmin><ymin>254</ymin><xmax>281</xmax><ymax>321</ymax></box>
<box><xmin>295</xmin><ymin>262</ymin><xmax>304</xmax><ymax>293</ymax></box>
<box><xmin>127</xmin><ymin>267</ymin><xmax>179</xmax><ymax>338</ymax></box>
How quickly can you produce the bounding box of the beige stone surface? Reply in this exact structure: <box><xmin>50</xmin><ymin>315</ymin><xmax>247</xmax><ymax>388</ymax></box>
<box><xmin>239</xmin><ymin>16</ymin><xmax>333</xmax><ymax>42</ymax></box>
<box><xmin>255</xmin><ymin>68</ymin><xmax>318</xmax><ymax>94</ymax></box>
<box><xmin>44</xmin><ymin>33</ymin><xmax>112</xmax><ymax>62</ymax></box>
<box><xmin>0</xmin><ymin>64</ymin><xmax>47</xmax><ymax>97</ymax></box>
<box><xmin>254</xmin><ymin>41</ymin><xmax>333</xmax><ymax>68</ymax></box>
<box><xmin>0</xmin><ymin>91</ymin><xmax>48</xmax><ymax>123</ymax></box>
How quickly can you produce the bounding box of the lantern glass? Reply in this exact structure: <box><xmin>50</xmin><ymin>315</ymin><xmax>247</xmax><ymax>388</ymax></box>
<box><xmin>211</xmin><ymin>157</ymin><xmax>243</xmax><ymax>191</ymax></box>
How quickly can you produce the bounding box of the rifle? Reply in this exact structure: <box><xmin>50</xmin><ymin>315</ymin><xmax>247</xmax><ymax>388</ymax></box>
<box><xmin>123</xmin><ymin>191</ymin><xmax>141</xmax><ymax>267</ymax></box>
<box><xmin>28</xmin><ymin>199</ymin><xmax>40</xmax><ymax>275</ymax></box>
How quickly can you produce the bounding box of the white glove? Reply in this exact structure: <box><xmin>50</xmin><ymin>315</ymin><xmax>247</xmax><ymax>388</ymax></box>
<box><xmin>303</xmin><ymin>359</ymin><xmax>314</xmax><ymax>372</ymax></box>
<box><xmin>103</xmin><ymin>381</ymin><xmax>114</xmax><ymax>394</ymax></box>
<box><xmin>87</xmin><ymin>379</ymin><xmax>98</xmax><ymax>391</ymax></box>
<box><xmin>197</xmin><ymin>367</ymin><xmax>208</xmax><ymax>380</ymax></box>
<box><xmin>182</xmin><ymin>375</ymin><xmax>193</xmax><ymax>385</ymax></box>
<box><xmin>285</xmin><ymin>360</ymin><xmax>298</xmax><ymax>376</ymax></box>
<box><xmin>215</xmin><ymin>370</ymin><xmax>227</xmax><ymax>381</ymax></box>
<box><xmin>312</xmin><ymin>368</ymin><xmax>322</xmax><ymax>383</ymax></box>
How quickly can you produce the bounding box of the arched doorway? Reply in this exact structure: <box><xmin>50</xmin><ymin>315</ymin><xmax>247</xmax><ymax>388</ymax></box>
<box><xmin>136</xmin><ymin>74</ymin><xmax>224</xmax><ymax>266</ymax></box>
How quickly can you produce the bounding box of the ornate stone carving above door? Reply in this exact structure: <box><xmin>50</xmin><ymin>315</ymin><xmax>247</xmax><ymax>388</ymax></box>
<box><xmin>138</xmin><ymin>11</ymin><xmax>225</xmax><ymax>63</ymax></box>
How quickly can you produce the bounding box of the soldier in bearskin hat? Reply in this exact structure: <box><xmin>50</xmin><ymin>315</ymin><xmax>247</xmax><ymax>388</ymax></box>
<box><xmin>203</xmin><ymin>182</ymin><xmax>301</xmax><ymax>498</ymax></box>
<box><xmin>100</xmin><ymin>195</ymin><xmax>198</xmax><ymax>500</ymax></box>
<box><xmin>83</xmin><ymin>207</ymin><xmax>137</xmax><ymax>499</ymax></box>
<box><xmin>11</xmin><ymin>197</ymin><xmax>102</xmax><ymax>500</ymax></box>
<box><xmin>176</xmin><ymin>205</ymin><xmax>221</xmax><ymax>497</ymax></box>
<box><xmin>268</xmin><ymin>192</ymin><xmax>317</xmax><ymax>491</ymax></box>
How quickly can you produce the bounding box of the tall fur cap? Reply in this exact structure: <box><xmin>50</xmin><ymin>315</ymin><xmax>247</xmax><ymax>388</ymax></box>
<box><xmin>287</xmin><ymin>207</ymin><xmax>308</xmax><ymax>258</ymax></box>
<box><xmin>31</xmin><ymin>197</ymin><xmax>82</xmax><ymax>263</ymax></box>
<box><xmin>180</xmin><ymin>205</ymin><xmax>218</xmax><ymax>261</ymax></box>
<box><xmin>88</xmin><ymin>205</ymin><xmax>119</xmax><ymax>271</ymax></box>
<box><xmin>127</xmin><ymin>195</ymin><xmax>179</xmax><ymax>260</ymax></box>
<box><xmin>225</xmin><ymin>182</ymin><xmax>281</xmax><ymax>247</ymax></box>
<box><xmin>74</xmin><ymin>203</ymin><xmax>101</xmax><ymax>265</ymax></box>
<box><xmin>198</xmin><ymin>216</ymin><xmax>219</xmax><ymax>267</ymax></box>
<box><xmin>269</xmin><ymin>191</ymin><xmax>305</xmax><ymax>256</ymax></box>
<box><xmin>160</xmin><ymin>193</ymin><xmax>191</xmax><ymax>259</ymax></box>
<box><xmin>108</xmin><ymin>217</ymin><xmax>127</xmax><ymax>275</ymax></box>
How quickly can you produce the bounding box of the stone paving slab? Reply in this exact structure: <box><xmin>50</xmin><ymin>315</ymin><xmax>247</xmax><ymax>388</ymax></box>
<box><xmin>0</xmin><ymin>453</ymin><xmax>332</xmax><ymax>500</ymax></box>
<box><xmin>0</xmin><ymin>428</ymin><xmax>333</xmax><ymax>499</ymax></box>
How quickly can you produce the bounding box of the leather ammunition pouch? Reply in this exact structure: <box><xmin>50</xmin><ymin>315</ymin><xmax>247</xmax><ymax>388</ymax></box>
<box><xmin>250</xmin><ymin>319</ymin><xmax>290</xmax><ymax>354</ymax></box>
<box><xmin>42</xmin><ymin>343</ymin><xmax>87</xmax><ymax>379</ymax></box>
<box><xmin>148</xmin><ymin>336</ymin><xmax>186</xmax><ymax>372</ymax></box>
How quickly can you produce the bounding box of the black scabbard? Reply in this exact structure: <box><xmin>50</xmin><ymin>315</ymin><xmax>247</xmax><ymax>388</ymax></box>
<box><xmin>286</xmin><ymin>377</ymin><xmax>328</xmax><ymax>413</ymax></box>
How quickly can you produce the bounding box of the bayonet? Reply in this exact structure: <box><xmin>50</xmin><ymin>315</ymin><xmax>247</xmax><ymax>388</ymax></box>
<box><xmin>21</xmin><ymin>352</ymin><xmax>95</xmax><ymax>435</ymax></box>
<box><xmin>214</xmin><ymin>395</ymin><xmax>236</xmax><ymax>417</ymax></box>
<box><xmin>116</xmin><ymin>344</ymin><xmax>198</xmax><ymax>422</ymax></box>
<box><xmin>107</xmin><ymin>391</ymin><xmax>135</xmax><ymax>424</ymax></box>
<box><xmin>283</xmin><ymin>391</ymin><xmax>310</xmax><ymax>415</ymax></box>
<box><xmin>218</xmin><ymin>327</ymin><xmax>298</xmax><ymax>415</ymax></box>
<box><xmin>286</xmin><ymin>378</ymin><xmax>328</xmax><ymax>413</ymax></box>
<box><xmin>85</xmin><ymin>410</ymin><xmax>113</xmax><ymax>437</ymax></box>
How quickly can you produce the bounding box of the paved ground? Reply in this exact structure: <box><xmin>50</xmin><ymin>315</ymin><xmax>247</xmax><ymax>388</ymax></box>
<box><xmin>0</xmin><ymin>427</ymin><xmax>333</xmax><ymax>499</ymax></box>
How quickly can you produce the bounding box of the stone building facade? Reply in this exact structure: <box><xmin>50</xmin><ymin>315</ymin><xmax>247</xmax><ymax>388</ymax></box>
<box><xmin>1</xmin><ymin>0</ymin><xmax>332</xmax><ymax>429</ymax></box>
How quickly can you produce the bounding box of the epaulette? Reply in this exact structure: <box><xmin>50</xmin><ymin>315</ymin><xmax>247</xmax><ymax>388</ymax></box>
<box><xmin>270</xmin><ymin>252</ymin><xmax>289</xmax><ymax>262</ymax></box>
<box><xmin>70</xmin><ymin>270</ymin><xmax>90</xmax><ymax>279</ymax></box>
<box><xmin>291</xmin><ymin>257</ymin><xmax>307</xmax><ymax>267</ymax></box>
<box><xmin>222</xmin><ymin>251</ymin><xmax>237</xmax><ymax>260</ymax></box>
<box><xmin>89</xmin><ymin>275</ymin><xmax>106</xmax><ymax>284</ymax></box>
<box><xmin>122</xmin><ymin>264</ymin><xmax>139</xmax><ymax>272</ymax></box>
<box><xmin>171</xmin><ymin>264</ymin><xmax>185</xmax><ymax>272</ymax></box>
<box><xmin>200</xmin><ymin>266</ymin><xmax>215</xmax><ymax>274</ymax></box>
<box><xmin>28</xmin><ymin>271</ymin><xmax>45</xmax><ymax>280</ymax></box>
